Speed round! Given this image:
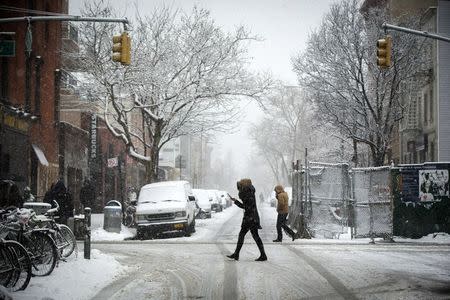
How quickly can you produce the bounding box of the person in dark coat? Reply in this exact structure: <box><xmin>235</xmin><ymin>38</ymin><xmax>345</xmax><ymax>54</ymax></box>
<box><xmin>227</xmin><ymin>178</ymin><xmax>267</xmax><ymax>261</ymax></box>
<box><xmin>0</xmin><ymin>180</ymin><xmax>23</xmax><ymax>209</ymax></box>
<box><xmin>44</xmin><ymin>179</ymin><xmax>73</xmax><ymax>224</ymax></box>
<box><xmin>80</xmin><ymin>178</ymin><xmax>95</xmax><ymax>210</ymax></box>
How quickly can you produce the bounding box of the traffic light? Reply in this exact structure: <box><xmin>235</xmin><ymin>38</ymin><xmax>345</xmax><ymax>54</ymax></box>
<box><xmin>376</xmin><ymin>35</ymin><xmax>392</xmax><ymax>68</ymax></box>
<box><xmin>112</xmin><ymin>32</ymin><xmax>131</xmax><ymax>66</ymax></box>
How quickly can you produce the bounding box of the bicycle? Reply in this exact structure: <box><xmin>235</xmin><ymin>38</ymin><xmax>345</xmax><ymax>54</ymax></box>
<box><xmin>0</xmin><ymin>239</ymin><xmax>32</xmax><ymax>291</ymax></box>
<box><xmin>0</xmin><ymin>208</ymin><xmax>58</xmax><ymax>277</ymax></box>
<box><xmin>32</xmin><ymin>201</ymin><xmax>77</xmax><ymax>259</ymax></box>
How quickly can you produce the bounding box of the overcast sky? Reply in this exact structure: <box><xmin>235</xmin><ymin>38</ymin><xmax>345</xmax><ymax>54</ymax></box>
<box><xmin>70</xmin><ymin>0</ymin><xmax>336</xmax><ymax>184</ymax></box>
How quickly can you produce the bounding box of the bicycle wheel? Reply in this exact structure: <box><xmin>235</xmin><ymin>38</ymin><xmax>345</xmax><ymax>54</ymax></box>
<box><xmin>4</xmin><ymin>240</ymin><xmax>32</xmax><ymax>291</ymax></box>
<box><xmin>56</xmin><ymin>224</ymin><xmax>76</xmax><ymax>258</ymax></box>
<box><xmin>23</xmin><ymin>231</ymin><xmax>58</xmax><ymax>277</ymax></box>
<box><xmin>0</xmin><ymin>245</ymin><xmax>15</xmax><ymax>288</ymax></box>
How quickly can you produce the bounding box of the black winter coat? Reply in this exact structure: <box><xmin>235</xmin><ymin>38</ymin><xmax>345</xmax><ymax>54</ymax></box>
<box><xmin>235</xmin><ymin>183</ymin><xmax>262</xmax><ymax>230</ymax></box>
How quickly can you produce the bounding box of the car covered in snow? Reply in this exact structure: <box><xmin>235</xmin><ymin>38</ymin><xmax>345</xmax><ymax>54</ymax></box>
<box><xmin>192</xmin><ymin>188</ymin><xmax>212</xmax><ymax>219</ymax></box>
<box><xmin>135</xmin><ymin>181</ymin><xmax>197</xmax><ymax>238</ymax></box>
<box><xmin>206</xmin><ymin>189</ymin><xmax>222</xmax><ymax>212</ymax></box>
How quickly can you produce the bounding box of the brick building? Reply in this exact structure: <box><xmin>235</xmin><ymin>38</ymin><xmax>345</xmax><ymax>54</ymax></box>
<box><xmin>0</xmin><ymin>0</ymin><xmax>67</xmax><ymax>197</ymax></box>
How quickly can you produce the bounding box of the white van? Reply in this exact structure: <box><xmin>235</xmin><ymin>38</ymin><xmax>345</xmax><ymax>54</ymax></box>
<box><xmin>135</xmin><ymin>181</ymin><xmax>197</xmax><ymax>238</ymax></box>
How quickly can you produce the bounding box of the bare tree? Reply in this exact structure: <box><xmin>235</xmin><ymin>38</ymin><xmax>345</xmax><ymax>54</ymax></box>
<box><xmin>292</xmin><ymin>0</ymin><xmax>428</xmax><ymax>166</ymax></box>
<box><xmin>75</xmin><ymin>2</ymin><xmax>272</xmax><ymax>182</ymax></box>
<box><xmin>250</xmin><ymin>85</ymin><xmax>345</xmax><ymax>184</ymax></box>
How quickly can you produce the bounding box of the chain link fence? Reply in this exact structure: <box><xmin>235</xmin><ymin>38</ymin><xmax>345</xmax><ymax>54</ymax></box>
<box><xmin>289</xmin><ymin>162</ymin><xmax>393</xmax><ymax>239</ymax></box>
<box><xmin>306</xmin><ymin>162</ymin><xmax>350</xmax><ymax>238</ymax></box>
<box><xmin>351</xmin><ymin>167</ymin><xmax>392</xmax><ymax>239</ymax></box>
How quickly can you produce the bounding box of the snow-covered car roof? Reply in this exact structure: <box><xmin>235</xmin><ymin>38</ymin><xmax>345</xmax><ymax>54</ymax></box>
<box><xmin>140</xmin><ymin>180</ymin><xmax>190</xmax><ymax>189</ymax></box>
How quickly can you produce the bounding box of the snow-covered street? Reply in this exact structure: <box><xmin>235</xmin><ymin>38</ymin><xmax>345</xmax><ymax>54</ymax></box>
<box><xmin>10</xmin><ymin>203</ymin><xmax>450</xmax><ymax>300</ymax></box>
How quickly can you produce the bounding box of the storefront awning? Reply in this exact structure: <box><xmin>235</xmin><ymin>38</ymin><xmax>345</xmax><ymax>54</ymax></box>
<box><xmin>32</xmin><ymin>144</ymin><xmax>49</xmax><ymax>166</ymax></box>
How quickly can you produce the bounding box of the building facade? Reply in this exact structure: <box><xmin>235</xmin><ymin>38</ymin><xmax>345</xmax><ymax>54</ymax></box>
<box><xmin>362</xmin><ymin>0</ymin><xmax>450</xmax><ymax>164</ymax></box>
<box><xmin>0</xmin><ymin>0</ymin><xmax>67</xmax><ymax>198</ymax></box>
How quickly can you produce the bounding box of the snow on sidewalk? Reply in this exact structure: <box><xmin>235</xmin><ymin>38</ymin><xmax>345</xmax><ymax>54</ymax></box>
<box><xmin>14</xmin><ymin>249</ymin><xmax>127</xmax><ymax>300</ymax></box>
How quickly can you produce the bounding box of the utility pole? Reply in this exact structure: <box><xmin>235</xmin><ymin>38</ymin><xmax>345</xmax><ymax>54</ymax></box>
<box><xmin>0</xmin><ymin>15</ymin><xmax>129</xmax><ymax>28</ymax></box>
<box><xmin>0</xmin><ymin>15</ymin><xmax>129</xmax><ymax>56</ymax></box>
<box><xmin>382</xmin><ymin>22</ymin><xmax>450</xmax><ymax>43</ymax></box>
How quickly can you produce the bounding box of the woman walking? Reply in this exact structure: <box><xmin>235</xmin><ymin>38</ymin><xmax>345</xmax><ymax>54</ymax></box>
<box><xmin>227</xmin><ymin>178</ymin><xmax>267</xmax><ymax>261</ymax></box>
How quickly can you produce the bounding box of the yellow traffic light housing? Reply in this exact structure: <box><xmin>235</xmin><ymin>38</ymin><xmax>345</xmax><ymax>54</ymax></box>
<box><xmin>112</xmin><ymin>32</ymin><xmax>131</xmax><ymax>66</ymax></box>
<box><xmin>376</xmin><ymin>35</ymin><xmax>392</xmax><ymax>68</ymax></box>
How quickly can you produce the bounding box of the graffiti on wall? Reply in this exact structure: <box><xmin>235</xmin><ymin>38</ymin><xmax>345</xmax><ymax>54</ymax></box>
<box><xmin>419</xmin><ymin>170</ymin><xmax>449</xmax><ymax>202</ymax></box>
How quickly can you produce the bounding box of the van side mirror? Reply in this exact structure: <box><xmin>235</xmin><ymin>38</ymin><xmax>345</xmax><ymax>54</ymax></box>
<box><xmin>188</xmin><ymin>196</ymin><xmax>196</xmax><ymax>201</ymax></box>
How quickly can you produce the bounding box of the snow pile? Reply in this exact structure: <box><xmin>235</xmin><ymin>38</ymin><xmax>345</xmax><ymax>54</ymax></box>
<box><xmin>89</xmin><ymin>213</ymin><xmax>135</xmax><ymax>242</ymax></box>
<box><xmin>15</xmin><ymin>249</ymin><xmax>127</xmax><ymax>300</ymax></box>
<box><xmin>91</xmin><ymin>225</ymin><xmax>135</xmax><ymax>241</ymax></box>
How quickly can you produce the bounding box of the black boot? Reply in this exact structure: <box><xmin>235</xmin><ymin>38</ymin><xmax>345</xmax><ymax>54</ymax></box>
<box><xmin>273</xmin><ymin>239</ymin><xmax>282</xmax><ymax>242</ymax></box>
<box><xmin>255</xmin><ymin>254</ymin><xmax>267</xmax><ymax>261</ymax></box>
<box><xmin>226</xmin><ymin>253</ymin><xmax>239</xmax><ymax>261</ymax></box>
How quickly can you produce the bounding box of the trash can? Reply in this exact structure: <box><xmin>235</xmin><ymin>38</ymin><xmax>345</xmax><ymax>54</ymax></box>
<box><xmin>103</xmin><ymin>200</ymin><xmax>122</xmax><ymax>233</ymax></box>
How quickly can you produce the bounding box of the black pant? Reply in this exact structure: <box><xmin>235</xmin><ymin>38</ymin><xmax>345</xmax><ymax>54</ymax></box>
<box><xmin>276</xmin><ymin>213</ymin><xmax>295</xmax><ymax>240</ymax></box>
<box><xmin>234</xmin><ymin>225</ymin><xmax>265</xmax><ymax>256</ymax></box>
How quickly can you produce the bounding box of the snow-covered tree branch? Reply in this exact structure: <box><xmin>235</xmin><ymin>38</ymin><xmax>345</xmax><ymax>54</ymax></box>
<box><xmin>292</xmin><ymin>0</ymin><xmax>429</xmax><ymax>166</ymax></box>
<box><xmin>75</xmin><ymin>2</ymin><xmax>273</xmax><ymax>182</ymax></box>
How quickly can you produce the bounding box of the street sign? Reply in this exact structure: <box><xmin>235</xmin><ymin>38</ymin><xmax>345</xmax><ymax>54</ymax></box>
<box><xmin>0</xmin><ymin>40</ymin><xmax>15</xmax><ymax>57</ymax></box>
<box><xmin>107</xmin><ymin>157</ymin><xmax>118</xmax><ymax>168</ymax></box>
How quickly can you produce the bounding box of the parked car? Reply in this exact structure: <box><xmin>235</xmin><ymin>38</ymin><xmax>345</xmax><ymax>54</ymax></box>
<box><xmin>192</xmin><ymin>189</ymin><xmax>212</xmax><ymax>219</ymax></box>
<box><xmin>207</xmin><ymin>189</ymin><xmax>222</xmax><ymax>212</ymax></box>
<box><xmin>135</xmin><ymin>181</ymin><xmax>197</xmax><ymax>239</ymax></box>
<box><xmin>217</xmin><ymin>190</ymin><xmax>231</xmax><ymax>208</ymax></box>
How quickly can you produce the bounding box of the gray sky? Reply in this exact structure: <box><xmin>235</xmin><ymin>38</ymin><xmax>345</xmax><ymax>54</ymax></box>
<box><xmin>70</xmin><ymin>0</ymin><xmax>336</xmax><ymax>184</ymax></box>
<box><xmin>70</xmin><ymin>0</ymin><xmax>335</xmax><ymax>84</ymax></box>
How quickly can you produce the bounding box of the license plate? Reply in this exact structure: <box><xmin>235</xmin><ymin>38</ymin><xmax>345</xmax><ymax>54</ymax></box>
<box><xmin>173</xmin><ymin>223</ymin><xmax>184</xmax><ymax>229</ymax></box>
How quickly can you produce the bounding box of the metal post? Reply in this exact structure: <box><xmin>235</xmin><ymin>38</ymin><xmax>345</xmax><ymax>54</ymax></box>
<box><xmin>84</xmin><ymin>207</ymin><xmax>91</xmax><ymax>259</ymax></box>
<box><xmin>382</xmin><ymin>22</ymin><xmax>450</xmax><ymax>43</ymax></box>
<box><xmin>0</xmin><ymin>15</ymin><xmax>129</xmax><ymax>26</ymax></box>
<box><xmin>118</xmin><ymin>153</ymin><xmax>125</xmax><ymax>222</ymax></box>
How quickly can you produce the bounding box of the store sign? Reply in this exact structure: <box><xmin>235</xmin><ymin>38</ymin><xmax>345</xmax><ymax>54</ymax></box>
<box><xmin>90</xmin><ymin>114</ymin><xmax>97</xmax><ymax>159</ymax></box>
<box><xmin>107</xmin><ymin>157</ymin><xmax>118</xmax><ymax>168</ymax></box>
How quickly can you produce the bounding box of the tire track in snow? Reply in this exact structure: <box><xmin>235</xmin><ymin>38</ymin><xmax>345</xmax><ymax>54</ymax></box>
<box><xmin>213</xmin><ymin>208</ymin><xmax>240</xmax><ymax>300</ymax></box>
<box><xmin>286</xmin><ymin>245</ymin><xmax>358</xmax><ymax>300</ymax></box>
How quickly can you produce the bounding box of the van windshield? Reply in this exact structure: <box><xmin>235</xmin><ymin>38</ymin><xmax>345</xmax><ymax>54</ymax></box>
<box><xmin>138</xmin><ymin>186</ymin><xmax>185</xmax><ymax>203</ymax></box>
